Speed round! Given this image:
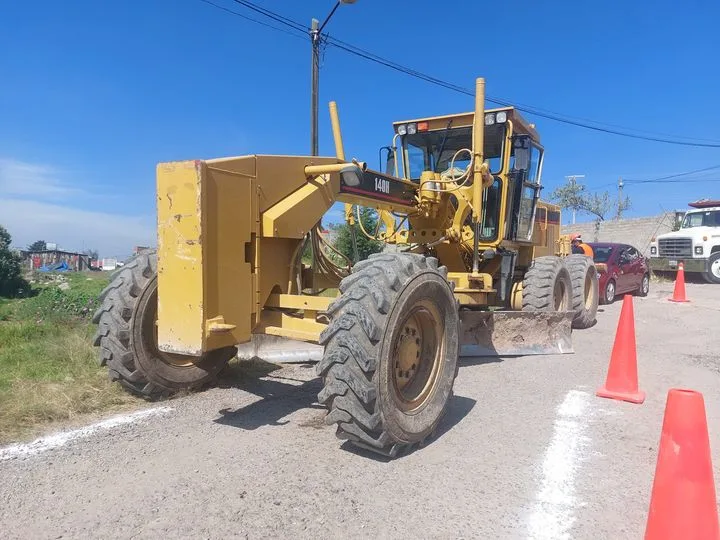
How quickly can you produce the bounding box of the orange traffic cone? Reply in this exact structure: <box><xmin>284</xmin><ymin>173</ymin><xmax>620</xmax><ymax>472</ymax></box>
<box><xmin>669</xmin><ymin>262</ymin><xmax>690</xmax><ymax>302</ymax></box>
<box><xmin>644</xmin><ymin>389</ymin><xmax>719</xmax><ymax>540</ymax></box>
<box><xmin>596</xmin><ymin>294</ymin><xmax>645</xmax><ymax>404</ymax></box>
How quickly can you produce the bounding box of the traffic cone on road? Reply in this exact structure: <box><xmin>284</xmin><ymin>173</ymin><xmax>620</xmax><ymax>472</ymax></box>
<box><xmin>669</xmin><ymin>262</ymin><xmax>690</xmax><ymax>302</ymax></box>
<box><xmin>644</xmin><ymin>389</ymin><xmax>719</xmax><ymax>540</ymax></box>
<box><xmin>596</xmin><ymin>294</ymin><xmax>645</xmax><ymax>404</ymax></box>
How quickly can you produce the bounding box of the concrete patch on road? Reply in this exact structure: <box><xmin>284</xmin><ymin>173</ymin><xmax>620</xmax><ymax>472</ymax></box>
<box><xmin>526</xmin><ymin>389</ymin><xmax>593</xmax><ymax>540</ymax></box>
<box><xmin>0</xmin><ymin>407</ymin><xmax>172</xmax><ymax>462</ymax></box>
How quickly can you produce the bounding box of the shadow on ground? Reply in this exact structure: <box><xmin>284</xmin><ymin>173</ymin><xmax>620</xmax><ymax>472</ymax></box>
<box><xmin>340</xmin><ymin>394</ymin><xmax>477</xmax><ymax>462</ymax></box>
<box><xmin>213</xmin><ymin>357</ymin><xmax>477</xmax><ymax>460</ymax></box>
<box><xmin>214</xmin><ymin>359</ymin><xmax>323</xmax><ymax>431</ymax></box>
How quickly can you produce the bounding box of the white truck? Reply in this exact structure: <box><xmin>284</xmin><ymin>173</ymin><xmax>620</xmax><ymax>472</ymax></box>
<box><xmin>649</xmin><ymin>199</ymin><xmax>720</xmax><ymax>284</ymax></box>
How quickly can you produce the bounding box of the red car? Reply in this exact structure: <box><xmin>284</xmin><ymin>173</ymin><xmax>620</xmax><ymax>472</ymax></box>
<box><xmin>588</xmin><ymin>242</ymin><xmax>651</xmax><ymax>304</ymax></box>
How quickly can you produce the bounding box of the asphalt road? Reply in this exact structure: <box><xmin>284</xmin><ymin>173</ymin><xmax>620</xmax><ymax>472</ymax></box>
<box><xmin>1</xmin><ymin>281</ymin><xmax>719</xmax><ymax>539</ymax></box>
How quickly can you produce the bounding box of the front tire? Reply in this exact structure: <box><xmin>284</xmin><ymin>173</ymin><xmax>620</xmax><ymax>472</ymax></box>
<box><xmin>565</xmin><ymin>254</ymin><xmax>599</xmax><ymax>329</ymax></box>
<box><xmin>92</xmin><ymin>250</ymin><xmax>236</xmax><ymax>399</ymax></box>
<box><xmin>704</xmin><ymin>253</ymin><xmax>720</xmax><ymax>284</ymax></box>
<box><xmin>317</xmin><ymin>253</ymin><xmax>459</xmax><ymax>457</ymax></box>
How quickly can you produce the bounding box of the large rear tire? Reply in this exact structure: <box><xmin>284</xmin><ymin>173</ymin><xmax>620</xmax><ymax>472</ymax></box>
<box><xmin>92</xmin><ymin>250</ymin><xmax>236</xmax><ymax>399</ymax></box>
<box><xmin>565</xmin><ymin>254</ymin><xmax>599</xmax><ymax>329</ymax></box>
<box><xmin>317</xmin><ymin>253</ymin><xmax>459</xmax><ymax>457</ymax></box>
<box><xmin>521</xmin><ymin>256</ymin><xmax>573</xmax><ymax>313</ymax></box>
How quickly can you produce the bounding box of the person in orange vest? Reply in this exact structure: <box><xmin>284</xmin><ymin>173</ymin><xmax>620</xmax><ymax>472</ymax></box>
<box><xmin>571</xmin><ymin>233</ymin><xmax>594</xmax><ymax>258</ymax></box>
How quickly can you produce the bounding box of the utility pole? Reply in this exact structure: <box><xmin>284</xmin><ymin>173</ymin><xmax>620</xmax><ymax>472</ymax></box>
<box><xmin>616</xmin><ymin>176</ymin><xmax>624</xmax><ymax>219</ymax></box>
<box><xmin>310</xmin><ymin>18</ymin><xmax>320</xmax><ymax>156</ymax></box>
<box><xmin>309</xmin><ymin>1</ymin><xmax>356</xmax><ymax>156</ymax></box>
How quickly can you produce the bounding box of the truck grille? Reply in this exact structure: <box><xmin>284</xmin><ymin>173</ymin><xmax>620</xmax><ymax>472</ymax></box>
<box><xmin>658</xmin><ymin>238</ymin><xmax>692</xmax><ymax>258</ymax></box>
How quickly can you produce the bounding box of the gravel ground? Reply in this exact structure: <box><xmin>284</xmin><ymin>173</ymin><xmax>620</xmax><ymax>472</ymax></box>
<box><xmin>1</xmin><ymin>281</ymin><xmax>719</xmax><ymax>539</ymax></box>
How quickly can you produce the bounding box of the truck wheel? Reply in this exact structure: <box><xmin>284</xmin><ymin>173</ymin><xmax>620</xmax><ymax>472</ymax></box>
<box><xmin>522</xmin><ymin>256</ymin><xmax>572</xmax><ymax>313</ymax></box>
<box><xmin>704</xmin><ymin>252</ymin><xmax>720</xmax><ymax>284</ymax></box>
<box><xmin>92</xmin><ymin>250</ymin><xmax>236</xmax><ymax>399</ymax></box>
<box><xmin>565</xmin><ymin>254</ymin><xmax>599</xmax><ymax>329</ymax></box>
<box><xmin>317</xmin><ymin>253</ymin><xmax>459</xmax><ymax>457</ymax></box>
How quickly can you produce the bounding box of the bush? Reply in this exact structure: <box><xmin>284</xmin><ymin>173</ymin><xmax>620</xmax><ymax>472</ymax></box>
<box><xmin>15</xmin><ymin>273</ymin><xmax>109</xmax><ymax>321</ymax></box>
<box><xmin>0</xmin><ymin>225</ymin><xmax>30</xmax><ymax>298</ymax></box>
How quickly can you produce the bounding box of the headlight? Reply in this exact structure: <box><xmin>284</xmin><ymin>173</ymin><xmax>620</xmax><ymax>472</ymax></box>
<box><xmin>496</xmin><ymin>111</ymin><xmax>507</xmax><ymax>123</ymax></box>
<box><xmin>397</xmin><ymin>124</ymin><xmax>407</xmax><ymax>135</ymax></box>
<box><xmin>695</xmin><ymin>246</ymin><xmax>703</xmax><ymax>255</ymax></box>
<box><xmin>484</xmin><ymin>113</ymin><xmax>495</xmax><ymax>125</ymax></box>
<box><xmin>406</xmin><ymin>122</ymin><xmax>417</xmax><ymax>135</ymax></box>
<box><xmin>650</xmin><ymin>246</ymin><xmax>657</xmax><ymax>255</ymax></box>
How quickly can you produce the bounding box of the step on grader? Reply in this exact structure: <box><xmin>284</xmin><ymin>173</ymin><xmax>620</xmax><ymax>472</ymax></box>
<box><xmin>93</xmin><ymin>77</ymin><xmax>598</xmax><ymax>457</ymax></box>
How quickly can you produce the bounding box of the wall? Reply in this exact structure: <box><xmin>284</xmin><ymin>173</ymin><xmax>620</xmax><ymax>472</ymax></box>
<box><xmin>561</xmin><ymin>212</ymin><xmax>676</xmax><ymax>255</ymax></box>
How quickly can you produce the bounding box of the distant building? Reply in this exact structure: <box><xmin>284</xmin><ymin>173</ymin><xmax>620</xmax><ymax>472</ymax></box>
<box><xmin>20</xmin><ymin>249</ymin><xmax>91</xmax><ymax>272</ymax></box>
<box><xmin>133</xmin><ymin>245</ymin><xmax>152</xmax><ymax>255</ymax></box>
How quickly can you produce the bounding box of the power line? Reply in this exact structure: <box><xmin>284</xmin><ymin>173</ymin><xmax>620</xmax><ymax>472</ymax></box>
<box><xmin>229</xmin><ymin>0</ymin><xmax>307</xmax><ymax>33</ymax></box>
<box><xmin>202</xmin><ymin>0</ymin><xmax>720</xmax><ymax>148</ymax></box>
<box><xmin>624</xmin><ymin>164</ymin><xmax>720</xmax><ymax>184</ymax></box>
<box><xmin>198</xmin><ymin>0</ymin><xmax>307</xmax><ymax>40</ymax></box>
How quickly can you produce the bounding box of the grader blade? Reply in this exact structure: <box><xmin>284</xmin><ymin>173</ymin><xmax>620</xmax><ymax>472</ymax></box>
<box><xmin>459</xmin><ymin>310</ymin><xmax>575</xmax><ymax>357</ymax></box>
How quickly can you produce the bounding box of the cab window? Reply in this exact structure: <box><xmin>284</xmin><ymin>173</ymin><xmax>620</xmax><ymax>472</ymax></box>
<box><xmin>508</xmin><ymin>136</ymin><xmax>543</xmax><ymax>241</ymax></box>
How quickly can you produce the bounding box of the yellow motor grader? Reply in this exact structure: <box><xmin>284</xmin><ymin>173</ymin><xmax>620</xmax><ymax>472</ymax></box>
<box><xmin>93</xmin><ymin>77</ymin><xmax>598</xmax><ymax>456</ymax></box>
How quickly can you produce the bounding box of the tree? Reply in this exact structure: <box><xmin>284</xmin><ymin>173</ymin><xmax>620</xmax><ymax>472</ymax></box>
<box><xmin>552</xmin><ymin>177</ymin><xmax>632</xmax><ymax>224</ymax></box>
<box><xmin>83</xmin><ymin>248</ymin><xmax>99</xmax><ymax>260</ymax></box>
<box><xmin>27</xmin><ymin>240</ymin><xmax>46</xmax><ymax>252</ymax></box>
<box><xmin>551</xmin><ymin>178</ymin><xmax>586</xmax><ymax>223</ymax></box>
<box><xmin>0</xmin><ymin>225</ymin><xmax>30</xmax><ymax>298</ymax></box>
<box><xmin>332</xmin><ymin>207</ymin><xmax>384</xmax><ymax>262</ymax></box>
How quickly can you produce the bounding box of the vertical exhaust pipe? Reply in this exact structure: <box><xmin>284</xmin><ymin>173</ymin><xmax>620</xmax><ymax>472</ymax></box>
<box><xmin>472</xmin><ymin>78</ymin><xmax>486</xmax><ymax>275</ymax></box>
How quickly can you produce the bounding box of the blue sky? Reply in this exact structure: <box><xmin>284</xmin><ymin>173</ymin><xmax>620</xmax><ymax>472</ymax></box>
<box><xmin>1</xmin><ymin>0</ymin><xmax>719</xmax><ymax>257</ymax></box>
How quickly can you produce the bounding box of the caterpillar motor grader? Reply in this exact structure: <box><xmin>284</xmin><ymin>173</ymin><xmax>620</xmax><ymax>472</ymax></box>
<box><xmin>93</xmin><ymin>77</ymin><xmax>598</xmax><ymax>457</ymax></box>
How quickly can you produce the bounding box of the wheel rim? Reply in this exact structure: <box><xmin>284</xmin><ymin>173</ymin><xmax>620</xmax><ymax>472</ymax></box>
<box><xmin>391</xmin><ymin>300</ymin><xmax>444</xmax><ymax>412</ymax></box>
<box><xmin>553</xmin><ymin>279</ymin><xmax>569</xmax><ymax>311</ymax></box>
<box><xmin>643</xmin><ymin>275</ymin><xmax>649</xmax><ymax>294</ymax></box>
<box><xmin>712</xmin><ymin>258</ymin><xmax>720</xmax><ymax>279</ymax></box>
<box><xmin>583</xmin><ymin>271</ymin><xmax>596</xmax><ymax>309</ymax></box>
<box><xmin>606</xmin><ymin>282</ymin><xmax>615</xmax><ymax>302</ymax></box>
<box><xmin>140</xmin><ymin>287</ymin><xmax>196</xmax><ymax>368</ymax></box>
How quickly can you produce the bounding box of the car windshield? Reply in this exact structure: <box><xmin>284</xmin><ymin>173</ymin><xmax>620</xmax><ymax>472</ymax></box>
<box><xmin>592</xmin><ymin>246</ymin><xmax>614</xmax><ymax>263</ymax></box>
<box><xmin>403</xmin><ymin>123</ymin><xmax>505</xmax><ymax>180</ymax></box>
<box><xmin>682</xmin><ymin>210</ymin><xmax>720</xmax><ymax>228</ymax></box>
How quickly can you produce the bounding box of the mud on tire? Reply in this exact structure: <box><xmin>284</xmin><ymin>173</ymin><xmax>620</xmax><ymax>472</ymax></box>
<box><xmin>317</xmin><ymin>253</ymin><xmax>459</xmax><ymax>457</ymax></box>
<box><xmin>565</xmin><ymin>254</ymin><xmax>599</xmax><ymax>329</ymax></box>
<box><xmin>92</xmin><ymin>250</ymin><xmax>236</xmax><ymax>399</ymax></box>
<box><xmin>521</xmin><ymin>256</ymin><xmax>572</xmax><ymax>313</ymax></box>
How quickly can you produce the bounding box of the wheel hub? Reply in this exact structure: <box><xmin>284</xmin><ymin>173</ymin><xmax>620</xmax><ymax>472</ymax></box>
<box><xmin>394</xmin><ymin>320</ymin><xmax>421</xmax><ymax>391</ymax></box>
<box><xmin>712</xmin><ymin>259</ymin><xmax>720</xmax><ymax>278</ymax></box>
<box><xmin>390</xmin><ymin>302</ymin><xmax>444</xmax><ymax>412</ymax></box>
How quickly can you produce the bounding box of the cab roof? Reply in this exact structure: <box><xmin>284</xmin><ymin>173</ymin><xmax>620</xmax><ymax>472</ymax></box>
<box><xmin>392</xmin><ymin>106</ymin><xmax>540</xmax><ymax>141</ymax></box>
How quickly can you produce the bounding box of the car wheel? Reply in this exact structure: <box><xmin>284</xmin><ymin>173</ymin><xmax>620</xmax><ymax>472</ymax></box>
<box><xmin>636</xmin><ymin>273</ymin><xmax>650</xmax><ymax>297</ymax></box>
<box><xmin>601</xmin><ymin>279</ymin><xmax>616</xmax><ymax>305</ymax></box>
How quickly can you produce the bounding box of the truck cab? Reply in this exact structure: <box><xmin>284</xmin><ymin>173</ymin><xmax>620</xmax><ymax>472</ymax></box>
<box><xmin>649</xmin><ymin>199</ymin><xmax>720</xmax><ymax>283</ymax></box>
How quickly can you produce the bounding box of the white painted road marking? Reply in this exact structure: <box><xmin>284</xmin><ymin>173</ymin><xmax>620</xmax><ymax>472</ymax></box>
<box><xmin>527</xmin><ymin>390</ymin><xmax>592</xmax><ymax>540</ymax></box>
<box><xmin>0</xmin><ymin>407</ymin><xmax>172</xmax><ymax>461</ymax></box>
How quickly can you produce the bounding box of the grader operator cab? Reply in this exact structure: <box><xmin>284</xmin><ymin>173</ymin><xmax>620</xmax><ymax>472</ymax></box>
<box><xmin>93</xmin><ymin>77</ymin><xmax>598</xmax><ymax>457</ymax></box>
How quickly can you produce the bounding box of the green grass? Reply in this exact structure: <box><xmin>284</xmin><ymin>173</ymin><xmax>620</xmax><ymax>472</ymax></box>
<box><xmin>0</xmin><ymin>271</ymin><xmax>139</xmax><ymax>444</ymax></box>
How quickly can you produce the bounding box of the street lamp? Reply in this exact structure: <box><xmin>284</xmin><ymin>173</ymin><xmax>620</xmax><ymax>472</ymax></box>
<box><xmin>310</xmin><ymin>0</ymin><xmax>356</xmax><ymax>156</ymax></box>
